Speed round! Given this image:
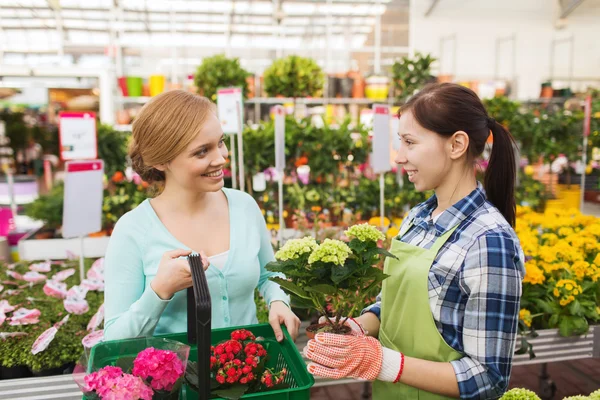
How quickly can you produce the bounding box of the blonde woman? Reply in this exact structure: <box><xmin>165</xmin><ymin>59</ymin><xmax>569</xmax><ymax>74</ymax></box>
<box><xmin>104</xmin><ymin>90</ymin><xmax>300</xmax><ymax>342</ymax></box>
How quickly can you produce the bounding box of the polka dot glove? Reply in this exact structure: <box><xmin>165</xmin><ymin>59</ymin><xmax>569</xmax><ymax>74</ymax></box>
<box><xmin>318</xmin><ymin>316</ymin><xmax>366</xmax><ymax>336</ymax></box>
<box><xmin>304</xmin><ymin>333</ymin><xmax>383</xmax><ymax>381</ymax></box>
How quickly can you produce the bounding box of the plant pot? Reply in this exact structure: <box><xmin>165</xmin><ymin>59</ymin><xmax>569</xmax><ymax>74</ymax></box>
<box><xmin>306</xmin><ymin>323</ymin><xmax>352</xmax><ymax>340</ymax></box>
<box><xmin>327</xmin><ymin>77</ymin><xmax>341</xmax><ymax>98</ymax></box>
<box><xmin>340</xmin><ymin>77</ymin><xmax>354</xmax><ymax>98</ymax></box>
<box><xmin>31</xmin><ymin>362</ymin><xmax>75</xmax><ymax>377</ymax></box>
<box><xmin>0</xmin><ymin>364</ymin><xmax>33</xmax><ymax>380</ymax></box>
<box><xmin>150</xmin><ymin>74</ymin><xmax>166</xmax><ymax>96</ymax></box>
<box><xmin>117</xmin><ymin>77</ymin><xmax>129</xmax><ymax>96</ymax></box>
<box><xmin>126</xmin><ymin>76</ymin><xmax>143</xmax><ymax>97</ymax></box>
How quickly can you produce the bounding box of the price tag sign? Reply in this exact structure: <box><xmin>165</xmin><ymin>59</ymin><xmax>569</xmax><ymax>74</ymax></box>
<box><xmin>371</xmin><ymin>104</ymin><xmax>392</xmax><ymax>174</ymax></box>
<box><xmin>584</xmin><ymin>96</ymin><xmax>592</xmax><ymax>137</ymax></box>
<box><xmin>274</xmin><ymin>105</ymin><xmax>286</xmax><ymax>173</ymax></box>
<box><xmin>217</xmin><ymin>88</ymin><xmax>243</xmax><ymax>134</ymax></box>
<box><xmin>58</xmin><ymin>112</ymin><xmax>97</xmax><ymax>161</ymax></box>
<box><xmin>62</xmin><ymin>160</ymin><xmax>104</xmax><ymax>238</ymax></box>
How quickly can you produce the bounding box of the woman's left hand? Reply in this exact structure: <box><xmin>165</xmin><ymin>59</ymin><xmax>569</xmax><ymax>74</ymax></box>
<box><xmin>268</xmin><ymin>301</ymin><xmax>301</xmax><ymax>342</ymax></box>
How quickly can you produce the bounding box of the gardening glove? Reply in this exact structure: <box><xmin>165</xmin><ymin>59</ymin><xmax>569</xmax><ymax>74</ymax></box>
<box><xmin>318</xmin><ymin>316</ymin><xmax>366</xmax><ymax>336</ymax></box>
<box><xmin>304</xmin><ymin>333</ymin><xmax>405</xmax><ymax>382</ymax></box>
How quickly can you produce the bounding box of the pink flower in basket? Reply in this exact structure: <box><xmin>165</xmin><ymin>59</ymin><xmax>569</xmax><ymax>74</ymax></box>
<box><xmin>84</xmin><ymin>366</ymin><xmax>153</xmax><ymax>400</ymax></box>
<box><xmin>132</xmin><ymin>347</ymin><xmax>185</xmax><ymax>391</ymax></box>
<box><xmin>84</xmin><ymin>365</ymin><xmax>123</xmax><ymax>392</ymax></box>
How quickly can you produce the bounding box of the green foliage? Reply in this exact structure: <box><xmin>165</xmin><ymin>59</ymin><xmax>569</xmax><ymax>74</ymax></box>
<box><xmin>254</xmin><ymin>289</ymin><xmax>269</xmax><ymax>324</ymax></box>
<box><xmin>0</xmin><ymin>259</ymin><xmax>103</xmax><ymax>371</ymax></box>
<box><xmin>516</xmin><ymin>172</ymin><xmax>547</xmax><ymax>212</ymax></box>
<box><xmin>266</xmin><ymin>225</ymin><xmax>394</xmax><ymax>332</ymax></box>
<box><xmin>500</xmin><ymin>388</ymin><xmax>541</xmax><ymax>400</ymax></box>
<box><xmin>23</xmin><ymin>182</ymin><xmax>65</xmax><ymax>231</ymax></box>
<box><xmin>0</xmin><ymin>110</ymin><xmax>29</xmax><ymax>153</ymax></box>
<box><xmin>97</xmin><ymin>124</ymin><xmax>129</xmax><ymax>178</ymax></box>
<box><xmin>392</xmin><ymin>52</ymin><xmax>436</xmax><ymax>102</ymax></box>
<box><xmin>263</xmin><ymin>55</ymin><xmax>324</xmax><ymax>98</ymax></box>
<box><xmin>194</xmin><ymin>54</ymin><xmax>251</xmax><ymax>101</ymax></box>
<box><xmin>102</xmin><ymin>179</ymin><xmax>149</xmax><ymax>230</ymax></box>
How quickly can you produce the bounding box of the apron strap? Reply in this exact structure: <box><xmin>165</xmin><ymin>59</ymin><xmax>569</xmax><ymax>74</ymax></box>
<box><xmin>428</xmin><ymin>224</ymin><xmax>459</xmax><ymax>254</ymax></box>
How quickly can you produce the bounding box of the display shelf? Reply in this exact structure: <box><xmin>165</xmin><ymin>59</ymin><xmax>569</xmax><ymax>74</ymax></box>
<box><xmin>113</xmin><ymin>124</ymin><xmax>133</xmax><ymax>132</ymax></box>
<box><xmin>115</xmin><ymin>96</ymin><xmax>151</xmax><ymax>104</ymax></box>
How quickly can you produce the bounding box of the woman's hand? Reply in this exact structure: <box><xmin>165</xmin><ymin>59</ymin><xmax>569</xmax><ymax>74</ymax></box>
<box><xmin>151</xmin><ymin>249</ymin><xmax>209</xmax><ymax>300</ymax></box>
<box><xmin>269</xmin><ymin>301</ymin><xmax>301</xmax><ymax>342</ymax></box>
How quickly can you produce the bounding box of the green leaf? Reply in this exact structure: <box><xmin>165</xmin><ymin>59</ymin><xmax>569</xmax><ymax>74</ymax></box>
<box><xmin>331</xmin><ymin>265</ymin><xmax>354</xmax><ymax>284</ymax></box>
<box><xmin>549</xmin><ymin>314</ymin><xmax>560</xmax><ymax>327</ymax></box>
<box><xmin>212</xmin><ymin>384</ymin><xmax>249</xmax><ymax>400</ymax></box>
<box><xmin>347</xmin><ymin>239</ymin><xmax>368</xmax><ymax>253</ymax></box>
<box><xmin>532</xmin><ymin>298</ymin><xmax>554</xmax><ymax>314</ymax></box>
<box><xmin>305</xmin><ymin>284</ymin><xmax>337</xmax><ymax>296</ymax></box>
<box><xmin>568</xmin><ymin>299</ymin><xmax>584</xmax><ymax>316</ymax></box>
<box><xmin>269</xmin><ymin>277</ymin><xmax>311</xmax><ymax>300</ymax></box>
<box><xmin>571</xmin><ymin>316</ymin><xmax>589</xmax><ymax>335</ymax></box>
<box><xmin>375</xmin><ymin>247</ymin><xmax>399</xmax><ymax>260</ymax></box>
<box><xmin>184</xmin><ymin>361</ymin><xmax>199</xmax><ymax>392</ymax></box>
<box><xmin>558</xmin><ymin>317</ymin><xmax>574</xmax><ymax>337</ymax></box>
<box><xmin>115</xmin><ymin>356</ymin><xmax>135</xmax><ymax>374</ymax></box>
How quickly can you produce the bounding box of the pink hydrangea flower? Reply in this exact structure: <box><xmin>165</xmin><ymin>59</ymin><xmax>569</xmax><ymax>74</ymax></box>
<box><xmin>83</xmin><ymin>366</ymin><xmax>124</xmax><ymax>392</ymax></box>
<box><xmin>97</xmin><ymin>374</ymin><xmax>153</xmax><ymax>400</ymax></box>
<box><xmin>132</xmin><ymin>347</ymin><xmax>185</xmax><ymax>391</ymax></box>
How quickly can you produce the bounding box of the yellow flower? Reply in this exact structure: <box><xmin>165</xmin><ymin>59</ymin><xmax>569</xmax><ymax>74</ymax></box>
<box><xmin>565</xmin><ymin>283</ymin><xmax>573</xmax><ymax>291</ymax></box>
<box><xmin>386</xmin><ymin>226</ymin><xmax>400</xmax><ymax>239</ymax></box>
<box><xmin>570</xmin><ymin>261</ymin><xmax>590</xmax><ymax>281</ymax></box>
<box><xmin>368</xmin><ymin>216</ymin><xmax>390</xmax><ymax>227</ymax></box>
<box><xmin>541</xmin><ymin>233</ymin><xmax>559</xmax><ymax>246</ymax></box>
<box><xmin>519</xmin><ymin>309</ymin><xmax>533</xmax><ymax>328</ymax></box>
<box><xmin>558</xmin><ymin>227</ymin><xmax>575</xmax><ymax>237</ymax></box>
<box><xmin>524</xmin><ymin>261</ymin><xmax>545</xmax><ymax>285</ymax></box>
<box><xmin>553</xmin><ymin>288</ymin><xmax>560</xmax><ymax>297</ymax></box>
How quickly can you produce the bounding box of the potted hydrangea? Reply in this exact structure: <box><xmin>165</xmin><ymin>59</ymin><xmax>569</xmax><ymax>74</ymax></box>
<box><xmin>500</xmin><ymin>388</ymin><xmax>541</xmax><ymax>399</ymax></box>
<box><xmin>266</xmin><ymin>223</ymin><xmax>395</xmax><ymax>338</ymax></box>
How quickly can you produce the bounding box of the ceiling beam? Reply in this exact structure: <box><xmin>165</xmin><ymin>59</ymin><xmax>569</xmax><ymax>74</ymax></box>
<box><xmin>424</xmin><ymin>0</ymin><xmax>440</xmax><ymax>17</ymax></box>
<box><xmin>559</xmin><ymin>0</ymin><xmax>585</xmax><ymax>18</ymax></box>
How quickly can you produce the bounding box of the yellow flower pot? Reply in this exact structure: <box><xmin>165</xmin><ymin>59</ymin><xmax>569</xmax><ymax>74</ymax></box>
<box><xmin>149</xmin><ymin>75</ymin><xmax>166</xmax><ymax>97</ymax></box>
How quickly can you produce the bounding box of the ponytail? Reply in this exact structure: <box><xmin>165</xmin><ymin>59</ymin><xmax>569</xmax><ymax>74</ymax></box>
<box><xmin>484</xmin><ymin>120</ymin><xmax>517</xmax><ymax>227</ymax></box>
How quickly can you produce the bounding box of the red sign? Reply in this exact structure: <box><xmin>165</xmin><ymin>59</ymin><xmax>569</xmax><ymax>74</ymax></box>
<box><xmin>584</xmin><ymin>96</ymin><xmax>592</xmax><ymax>137</ymax></box>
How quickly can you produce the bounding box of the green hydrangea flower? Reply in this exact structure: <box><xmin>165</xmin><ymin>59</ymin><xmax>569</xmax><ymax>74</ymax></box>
<box><xmin>589</xmin><ymin>390</ymin><xmax>600</xmax><ymax>400</ymax></box>
<box><xmin>345</xmin><ymin>223</ymin><xmax>385</xmax><ymax>243</ymax></box>
<box><xmin>563</xmin><ymin>396</ymin><xmax>590</xmax><ymax>400</ymax></box>
<box><xmin>500</xmin><ymin>388</ymin><xmax>541</xmax><ymax>400</ymax></box>
<box><xmin>308</xmin><ymin>239</ymin><xmax>352</xmax><ymax>266</ymax></box>
<box><xmin>274</xmin><ymin>237</ymin><xmax>318</xmax><ymax>261</ymax></box>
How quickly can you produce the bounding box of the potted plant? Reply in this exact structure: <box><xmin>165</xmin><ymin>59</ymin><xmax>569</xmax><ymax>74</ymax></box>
<box><xmin>391</xmin><ymin>52</ymin><xmax>436</xmax><ymax>102</ymax></box>
<box><xmin>0</xmin><ymin>258</ymin><xmax>104</xmax><ymax>378</ymax></box>
<box><xmin>266</xmin><ymin>223</ymin><xmax>395</xmax><ymax>338</ymax></box>
<box><xmin>194</xmin><ymin>54</ymin><xmax>251</xmax><ymax>101</ymax></box>
<box><xmin>97</xmin><ymin>124</ymin><xmax>129</xmax><ymax>178</ymax></box>
<box><xmin>500</xmin><ymin>388</ymin><xmax>541</xmax><ymax>400</ymax></box>
<box><xmin>263</xmin><ymin>55</ymin><xmax>324</xmax><ymax>98</ymax></box>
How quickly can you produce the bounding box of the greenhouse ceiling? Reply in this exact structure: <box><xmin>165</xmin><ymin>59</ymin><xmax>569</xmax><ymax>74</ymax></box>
<box><xmin>0</xmin><ymin>0</ymin><xmax>409</xmax><ymax>54</ymax></box>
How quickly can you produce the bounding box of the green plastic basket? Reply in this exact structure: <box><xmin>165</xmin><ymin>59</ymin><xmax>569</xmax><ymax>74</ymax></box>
<box><xmin>86</xmin><ymin>323</ymin><xmax>313</xmax><ymax>400</ymax></box>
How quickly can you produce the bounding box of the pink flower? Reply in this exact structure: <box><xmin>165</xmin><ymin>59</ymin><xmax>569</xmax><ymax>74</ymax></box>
<box><xmin>83</xmin><ymin>366</ymin><xmax>123</xmax><ymax>392</ymax></box>
<box><xmin>97</xmin><ymin>373</ymin><xmax>153</xmax><ymax>400</ymax></box>
<box><xmin>132</xmin><ymin>347</ymin><xmax>185</xmax><ymax>391</ymax></box>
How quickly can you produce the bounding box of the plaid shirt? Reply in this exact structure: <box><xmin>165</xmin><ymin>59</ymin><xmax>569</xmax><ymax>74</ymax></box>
<box><xmin>364</xmin><ymin>183</ymin><xmax>525</xmax><ymax>399</ymax></box>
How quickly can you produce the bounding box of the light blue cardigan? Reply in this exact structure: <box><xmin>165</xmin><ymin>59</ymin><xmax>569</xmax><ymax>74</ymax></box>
<box><xmin>103</xmin><ymin>188</ymin><xmax>289</xmax><ymax>341</ymax></box>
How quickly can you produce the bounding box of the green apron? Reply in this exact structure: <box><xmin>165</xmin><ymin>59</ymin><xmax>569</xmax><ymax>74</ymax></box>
<box><xmin>373</xmin><ymin>223</ymin><xmax>462</xmax><ymax>399</ymax></box>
